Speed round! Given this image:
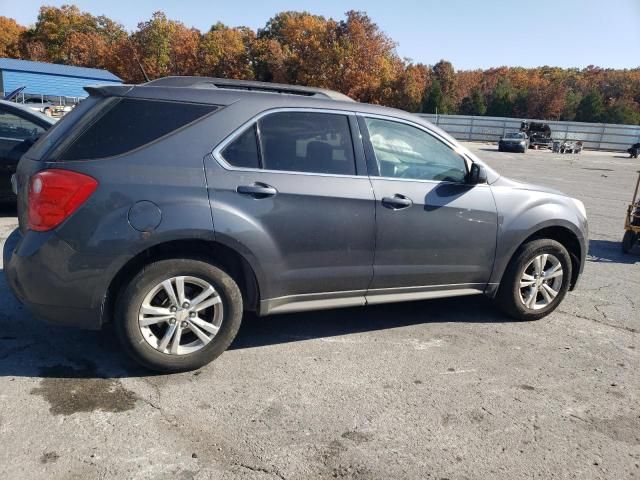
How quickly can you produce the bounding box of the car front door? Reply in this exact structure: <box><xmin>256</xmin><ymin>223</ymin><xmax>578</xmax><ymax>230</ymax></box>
<box><xmin>207</xmin><ymin>109</ymin><xmax>375</xmax><ymax>314</ymax></box>
<box><xmin>0</xmin><ymin>106</ymin><xmax>46</xmax><ymax>199</ymax></box>
<box><xmin>358</xmin><ymin>115</ymin><xmax>498</xmax><ymax>303</ymax></box>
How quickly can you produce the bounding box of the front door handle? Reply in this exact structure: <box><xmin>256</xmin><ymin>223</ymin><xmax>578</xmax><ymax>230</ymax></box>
<box><xmin>237</xmin><ymin>183</ymin><xmax>278</xmax><ymax>198</ymax></box>
<box><xmin>381</xmin><ymin>194</ymin><xmax>412</xmax><ymax>210</ymax></box>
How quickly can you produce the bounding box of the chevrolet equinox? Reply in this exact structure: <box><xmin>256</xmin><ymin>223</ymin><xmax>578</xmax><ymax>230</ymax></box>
<box><xmin>4</xmin><ymin>77</ymin><xmax>588</xmax><ymax>372</ymax></box>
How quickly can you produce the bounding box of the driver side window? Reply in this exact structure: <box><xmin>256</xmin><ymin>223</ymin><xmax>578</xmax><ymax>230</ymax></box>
<box><xmin>0</xmin><ymin>109</ymin><xmax>45</xmax><ymax>141</ymax></box>
<box><xmin>365</xmin><ymin>117</ymin><xmax>467</xmax><ymax>182</ymax></box>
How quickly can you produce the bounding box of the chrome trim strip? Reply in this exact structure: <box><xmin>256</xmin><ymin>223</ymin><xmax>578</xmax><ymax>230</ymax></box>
<box><xmin>212</xmin><ymin>107</ymin><xmax>362</xmax><ymax>178</ymax></box>
<box><xmin>365</xmin><ymin>288</ymin><xmax>483</xmax><ymax>306</ymax></box>
<box><xmin>260</xmin><ymin>284</ymin><xmax>485</xmax><ymax>316</ymax></box>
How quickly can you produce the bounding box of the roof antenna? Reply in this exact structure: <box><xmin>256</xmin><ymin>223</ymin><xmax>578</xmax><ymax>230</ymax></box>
<box><xmin>127</xmin><ymin>40</ymin><xmax>150</xmax><ymax>83</ymax></box>
<box><xmin>137</xmin><ymin>59</ymin><xmax>150</xmax><ymax>83</ymax></box>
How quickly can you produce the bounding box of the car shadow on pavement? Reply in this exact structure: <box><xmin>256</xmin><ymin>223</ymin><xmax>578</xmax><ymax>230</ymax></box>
<box><xmin>588</xmin><ymin>239</ymin><xmax>639</xmax><ymax>264</ymax></box>
<box><xmin>0</xmin><ymin>267</ymin><xmax>515</xmax><ymax>379</ymax></box>
<box><xmin>231</xmin><ymin>295</ymin><xmax>507</xmax><ymax>350</ymax></box>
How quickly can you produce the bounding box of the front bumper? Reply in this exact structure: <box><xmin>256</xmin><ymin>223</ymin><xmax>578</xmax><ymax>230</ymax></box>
<box><xmin>4</xmin><ymin>228</ymin><xmax>113</xmax><ymax>330</ymax></box>
<box><xmin>499</xmin><ymin>142</ymin><xmax>527</xmax><ymax>152</ymax></box>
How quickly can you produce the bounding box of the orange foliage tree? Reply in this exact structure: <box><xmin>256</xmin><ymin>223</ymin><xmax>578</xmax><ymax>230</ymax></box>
<box><xmin>2</xmin><ymin>5</ymin><xmax>639</xmax><ymax>123</ymax></box>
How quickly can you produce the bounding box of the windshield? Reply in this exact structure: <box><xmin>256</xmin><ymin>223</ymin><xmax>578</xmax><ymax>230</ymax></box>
<box><xmin>505</xmin><ymin>132</ymin><xmax>524</xmax><ymax>139</ymax></box>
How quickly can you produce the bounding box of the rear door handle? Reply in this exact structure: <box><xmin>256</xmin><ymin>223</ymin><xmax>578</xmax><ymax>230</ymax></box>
<box><xmin>236</xmin><ymin>183</ymin><xmax>277</xmax><ymax>198</ymax></box>
<box><xmin>381</xmin><ymin>194</ymin><xmax>412</xmax><ymax>210</ymax></box>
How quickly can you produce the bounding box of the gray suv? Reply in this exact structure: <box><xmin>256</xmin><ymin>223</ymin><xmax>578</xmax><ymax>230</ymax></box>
<box><xmin>4</xmin><ymin>77</ymin><xmax>588</xmax><ymax>372</ymax></box>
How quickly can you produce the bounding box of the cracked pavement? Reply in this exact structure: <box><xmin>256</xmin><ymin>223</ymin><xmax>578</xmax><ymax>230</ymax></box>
<box><xmin>0</xmin><ymin>144</ymin><xmax>638</xmax><ymax>479</ymax></box>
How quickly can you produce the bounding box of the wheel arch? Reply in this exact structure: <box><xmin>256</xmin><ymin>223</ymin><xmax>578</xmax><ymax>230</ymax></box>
<box><xmin>488</xmin><ymin>223</ymin><xmax>585</xmax><ymax>297</ymax></box>
<box><xmin>101</xmin><ymin>238</ymin><xmax>261</xmax><ymax>325</ymax></box>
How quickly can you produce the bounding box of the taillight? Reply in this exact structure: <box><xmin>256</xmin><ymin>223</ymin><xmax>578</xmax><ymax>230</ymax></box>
<box><xmin>28</xmin><ymin>169</ymin><xmax>98</xmax><ymax>232</ymax></box>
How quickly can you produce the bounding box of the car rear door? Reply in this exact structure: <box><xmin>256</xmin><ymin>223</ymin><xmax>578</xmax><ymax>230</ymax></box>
<box><xmin>358</xmin><ymin>115</ymin><xmax>498</xmax><ymax>302</ymax></box>
<box><xmin>206</xmin><ymin>109</ymin><xmax>375</xmax><ymax>313</ymax></box>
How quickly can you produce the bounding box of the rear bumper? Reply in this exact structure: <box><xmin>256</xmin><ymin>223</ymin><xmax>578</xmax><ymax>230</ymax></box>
<box><xmin>3</xmin><ymin>228</ymin><xmax>116</xmax><ymax>330</ymax></box>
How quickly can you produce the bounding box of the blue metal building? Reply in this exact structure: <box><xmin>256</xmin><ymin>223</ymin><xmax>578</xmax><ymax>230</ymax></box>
<box><xmin>0</xmin><ymin>58</ymin><xmax>122</xmax><ymax>99</ymax></box>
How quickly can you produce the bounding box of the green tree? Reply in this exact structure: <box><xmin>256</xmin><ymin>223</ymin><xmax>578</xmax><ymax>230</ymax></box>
<box><xmin>602</xmin><ymin>101</ymin><xmax>640</xmax><ymax>125</ymax></box>
<box><xmin>458</xmin><ymin>89</ymin><xmax>486</xmax><ymax>115</ymax></box>
<box><xmin>561</xmin><ymin>90</ymin><xmax>582</xmax><ymax>121</ymax></box>
<box><xmin>422</xmin><ymin>79</ymin><xmax>446</xmax><ymax>113</ymax></box>
<box><xmin>487</xmin><ymin>78</ymin><xmax>515</xmax><ymax>116</ymax></box>
<box><xmin>575</xmin><ymin>90</ymin><xmax>605</xmax><ymax>122</ymax></box>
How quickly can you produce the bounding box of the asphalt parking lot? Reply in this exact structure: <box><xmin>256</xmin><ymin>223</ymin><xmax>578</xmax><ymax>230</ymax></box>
<box><xmin>0</xmin><ymin>143</ymin><xmax>638</xmax><ymax>480</ymax></box>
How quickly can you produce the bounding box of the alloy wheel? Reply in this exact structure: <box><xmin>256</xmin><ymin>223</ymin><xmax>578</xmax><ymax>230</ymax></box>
<box><xmin>518</xmin><ymin>253</ymin><xmax>564</xmax><ymax>310</ymax></box>
<box><xmin>138</xmin><ymin>276</ymin><xmax>223</xmax><ymax>355</ymax></box>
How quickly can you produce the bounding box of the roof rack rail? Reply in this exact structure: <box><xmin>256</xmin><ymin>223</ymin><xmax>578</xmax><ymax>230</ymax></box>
<box><xmin>143</xmin><ymin>76</ymin><xmax>354</xmax><ymax>102</ymax></box>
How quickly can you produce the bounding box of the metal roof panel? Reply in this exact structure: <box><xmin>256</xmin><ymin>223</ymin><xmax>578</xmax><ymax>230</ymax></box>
<box><xmin>0</xmin><ymin>58</ymin><xmax>122</xmax><ymax>82</ymax></box>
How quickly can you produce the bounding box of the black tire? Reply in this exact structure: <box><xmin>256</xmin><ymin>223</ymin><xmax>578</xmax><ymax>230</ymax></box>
<box><xmin>622</xmin><ymin>231</ymin><xmax>637</xmax><ymax>254</ymax></box>
<box><xmin>496</xmin><ymin>239</ymin><xmax>572</xmax><ymax>321</ymax></box>
<box><xmin>115</xmin><ymin>258</ymin><xmax>243</xmax><ymax>372</ymax></box>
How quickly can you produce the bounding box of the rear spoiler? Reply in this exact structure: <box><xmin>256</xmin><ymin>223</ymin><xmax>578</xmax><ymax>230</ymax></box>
<box><xmin>84</xmin><ymin>84</ymin><xmax>134</xmax><ymax>97</ymax></box>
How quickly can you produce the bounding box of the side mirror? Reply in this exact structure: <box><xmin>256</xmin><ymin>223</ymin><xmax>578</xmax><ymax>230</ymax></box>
<box><xmin>467</xmin><ymin>163</ymin><xmax>488</xmax><ymax>185</ymax></box>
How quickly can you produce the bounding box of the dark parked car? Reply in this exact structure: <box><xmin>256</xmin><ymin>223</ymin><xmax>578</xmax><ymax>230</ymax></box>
<box><xmin>4</xmin><ymin>77</ymin><xmax>588</xmax><ymax>372</ymax></box>
<box><xmin>0</xmin><ymin>100</ymin><xmax>55</xmax><ymax>204</ymax></box>
<box><xmin>498</xmin><ymin>132</ymin><xmax>529</xmax><ymax>153</ymax></box>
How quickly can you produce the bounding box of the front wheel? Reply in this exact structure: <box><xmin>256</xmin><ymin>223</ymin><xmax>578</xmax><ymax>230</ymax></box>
<box><xmin>115</xmin><ymin>258</ymin><xmax>243</xmax><ymax>372</ymax></box>
<box><xmin>496</xmin><ymin>239</ymin><xmax>572</xmax><ymax>321</ymax></box>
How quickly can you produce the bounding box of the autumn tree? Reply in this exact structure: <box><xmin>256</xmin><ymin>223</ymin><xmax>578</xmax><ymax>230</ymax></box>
<box><xmin>1</xmin><ymin>7</ymin><xmax>639</xmax><ymax>124</ymax></box>
<box><xmin>198</xmin><ymin>23</ymin><xmax>255</xmax><ymax>79</ymax></box>
<box><xmin>130</xmin><ymin>12</ymin><xmax>200</xmax><ymax>80</ymax></box>
<box><xmin>386</xmin><ymin>63</ymin><xmax>430</xmax><ymax>111</ymax></box>
<box><xmin>432</xmin><ymin>59</ymin><xmax>457</xmax><ymax>110</ymax></box>
<box><xmin>0</xmin><ymin>16</ymin><xmax>25</xmax><ymax>58</ymax></box>
<box><xmin>19</xmin><ymin>5</ymin><xmax>127</xmax><ymax>68</ymax></box>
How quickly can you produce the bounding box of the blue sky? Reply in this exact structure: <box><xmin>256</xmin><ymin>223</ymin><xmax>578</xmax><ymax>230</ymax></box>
<box><xmin>2</xmin><ymin>0</ymin><xmax>639</xmax><ymax>70</ymax></box>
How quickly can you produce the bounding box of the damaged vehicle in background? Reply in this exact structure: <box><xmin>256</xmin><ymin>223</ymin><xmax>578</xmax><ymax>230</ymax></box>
<box><xmin>521</xmin><ymin>121</ymin><xmax>553</xmax><ymax>149</ymax></box>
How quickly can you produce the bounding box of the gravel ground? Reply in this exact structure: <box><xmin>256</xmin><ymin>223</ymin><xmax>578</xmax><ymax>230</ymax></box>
<box><xmin>0</xmin><ymin>144</ymin><xmax>638</xmax><ymax>480</ymax></box>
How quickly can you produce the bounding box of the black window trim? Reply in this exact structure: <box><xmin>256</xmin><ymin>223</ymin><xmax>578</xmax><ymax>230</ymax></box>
<box><xmin>214</xmin><ymin>107</ymin><xmax>366</xmax><ymax>178</ymax></box>
<box><xmin>357</xmin><ymin>113</ymin><xmax>474</xmax><ymax>185</ymax></box>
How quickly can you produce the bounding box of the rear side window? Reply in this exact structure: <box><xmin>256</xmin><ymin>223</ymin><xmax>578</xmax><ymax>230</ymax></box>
<box><xmin>221</xmin><ymin>124</ymin><xmax>260</xmax><ymax>169</ymax></box>
<box><xmin>56</xmin><ymin>98</ymin><xmax>217</xmax><ymax>161</ymax></box>
<box><xmin>220</xmin><ymin>111</ymin><xmax>356</xmax><ymax>175</ymax></box>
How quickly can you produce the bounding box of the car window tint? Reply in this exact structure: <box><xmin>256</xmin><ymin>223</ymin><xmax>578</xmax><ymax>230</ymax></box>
<box><xmin>0</xmin><ymin>109</ymin><xmax>46</xmax><ymax>161</ymax></box>
<box><xmin>258</xmin><ymin>111</ymin><xmax>355</xmax><ymax>175</ymax></box>
<box><xmin>365</xmin><ymin>118</ymin><xmax>467</xmax><ymax>182</ymax></box>
<box><xmin>221</xmin><ymin>124</ymin><xmax>260</xmax><ymax>169</ymax></box>
<box><xmin>0</xmin><ymin>110</ymin><xmax>45</xmax><ymax>141</ymax></box>
<box><xmin>58</xmin><ymin>98</ymin><xmax>217</xmax><ymax>161</ymax></box>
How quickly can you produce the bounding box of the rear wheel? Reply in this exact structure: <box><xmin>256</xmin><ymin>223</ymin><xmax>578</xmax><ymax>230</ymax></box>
<box><xmin>622</xmin><ymin>230</ymin><xmax>638</xmax><ymax>254</ymax></box>
<box><xmin>496</xmin><ymin>239</ymin><xmax>572</xmax><ymax>321</ymax></box>
<box><xmin>115</xmin><ymin>258</ymin><xmax>243</xmax><ymax>372</ymax></box>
